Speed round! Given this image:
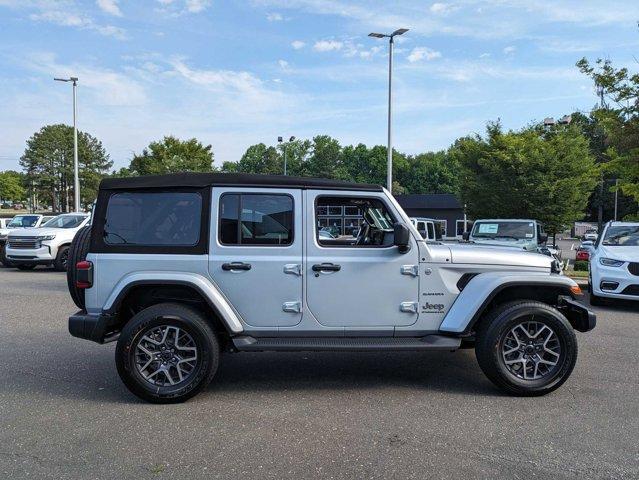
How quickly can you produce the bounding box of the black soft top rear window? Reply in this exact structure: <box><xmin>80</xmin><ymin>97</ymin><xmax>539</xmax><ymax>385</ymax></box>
<box><xmin>91</xmin><ymin>187</ymin><xmax>210</xmax><ymax>255</ymax></box>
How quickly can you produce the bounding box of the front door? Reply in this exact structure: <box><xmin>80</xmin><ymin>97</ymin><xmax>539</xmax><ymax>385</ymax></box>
<box><xmin>305</xmin><ymin>190</ymin><xmax>420</xmax><ymax>329</ymax></box>
<box><xmin>209</xmin><ymin>188</ymin><xmax>303</xmax><ymax>328</ymax></box>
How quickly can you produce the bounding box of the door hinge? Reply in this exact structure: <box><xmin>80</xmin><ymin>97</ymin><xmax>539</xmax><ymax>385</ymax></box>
<box><xmin>400</xmin><ymin>265</ymin><xmax>419</xmax><ymax>277</ymax></box>
<box><xmin>283</xmin><ymin>264</ymin><xmax>302</xmax><ymax>276</ymax></box>
<box><xmin>400</xmin><ymin>301</ymin><xmax>419</xmax><ymax>313</ymax></box>
<box><xmin>282</xmin><ymin>301</ymin><xmax>302</xmax><ymax>313</ymax></box>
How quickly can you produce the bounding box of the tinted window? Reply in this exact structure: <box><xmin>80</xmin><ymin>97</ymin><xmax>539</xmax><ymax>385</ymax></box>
<box><xmin>104</xmin><ymin>192</ymin><xmax>202</xmax><ymax>246</ymax></box>
<box><xmin>220</xmin><ymin>194</ymin><xmax>293</xmax><ymax>246</ymax></box>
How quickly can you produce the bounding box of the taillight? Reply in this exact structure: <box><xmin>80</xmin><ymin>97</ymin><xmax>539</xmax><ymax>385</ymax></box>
<box><xmin>76</xmin><ymin>260</ymin><xmax>93</xmax><ymax>289</ymax></box>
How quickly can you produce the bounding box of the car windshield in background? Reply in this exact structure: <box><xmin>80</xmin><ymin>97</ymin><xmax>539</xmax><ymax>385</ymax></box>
<box><xmin>8</xmin><ymin>215</ymin><xmax>39</xmax><ymax>227</ymax></box>
<box><xmin>602</xmin><ymin>225</ymin><xmax>639</xmax><ymax>246</ymax></box>
<box><xmin>43</xmin><ymin>215</ymin><xmax>86</xmax><ymax>229</ymax></box>
<box><xmin>472</xmin><ymin>222</ymin><xmax>534</xmax><ymax>240</ymax></box>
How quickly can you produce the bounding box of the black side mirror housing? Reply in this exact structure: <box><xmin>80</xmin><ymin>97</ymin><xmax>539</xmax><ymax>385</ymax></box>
<box><xmin>462</xmin><ymin>231</ymin><xmax>470</xmax><ymax>241</ymax></box>
<box><xmin>539</xmin><ymin>233</ymin><xmax>548</xmax><ymax>244</ymax></box>
<box><xmin>393</xmin><ymin>223</ymin><xmax>411</xmax><ymax>253</ymax></box>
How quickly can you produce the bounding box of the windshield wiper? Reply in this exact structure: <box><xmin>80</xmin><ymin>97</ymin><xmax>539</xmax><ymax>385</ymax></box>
<box><xmin>494</xmin><ymin>235</ymin><xmax>521</xmax><ymax>240</ymax></box>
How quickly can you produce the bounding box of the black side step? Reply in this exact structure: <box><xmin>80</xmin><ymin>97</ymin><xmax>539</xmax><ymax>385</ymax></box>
<box><xmin>232</xmin><ymin>335</ymin><xmax>461</xmax><ymax>352</ymax></box>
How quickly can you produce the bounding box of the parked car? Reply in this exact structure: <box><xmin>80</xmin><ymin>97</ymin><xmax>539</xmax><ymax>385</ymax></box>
<box><xmin>576</xmin><ymin>247</ymin><xmax>590</xmax><ymax>261</ymax></box>
<box><xmin>410</xmin><ymin>217</ymin><xmax>439</xmax><ymax>241</ymax></box>
<box><xmin>0</xmin><ymin>214</ymin><xmax>52</xmax><ymax>267</ymax></box>
<box><xmin>65</xmin><ymin>173</ymin><xmax>595</xmax><ymax>403</ymax></box>
<box><xmin>589</xmin><ymin>221</ymin><xmax>639</xmax><ymax>305</ymax></box>
<box><xmin>463</xmin><ymin>218</ymin><xmax>561</xmax><ymax>262</ymax></box>
<box><xmin>583</xmin><ymin>229</ymin><xmax>598</xmax><ymax>241</ymax></box>
<box><xmin>5</xmin><ymin>213</ymin><xmax>90</xmax><ymax>271</ymax></box>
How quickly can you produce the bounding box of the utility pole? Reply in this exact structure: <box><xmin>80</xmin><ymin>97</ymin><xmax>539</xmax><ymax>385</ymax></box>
<box><xmin>614</xmin><ymin>178</ymin><xmax>619</xmax><ymax>221</ymax></box>
<box><xmin>368</xmin><ymin>28</ymin><xmax>409</xmax><ymax>192</ymax></box>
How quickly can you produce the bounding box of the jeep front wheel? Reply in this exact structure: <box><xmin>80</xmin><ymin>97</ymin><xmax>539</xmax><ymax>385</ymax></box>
<box><xmin>115</xmin><ymin>303</ymin><xmax>220</xmax><ymax>403</ymax></box>
<box><xmin>475</xmin><ymin>301</ymin><xmax>577</xmax><ymax>396</ymax></box>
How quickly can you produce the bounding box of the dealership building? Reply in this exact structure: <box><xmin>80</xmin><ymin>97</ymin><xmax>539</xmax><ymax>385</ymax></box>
<box><xmin>395</xmin><ymin>194</ymin><xmax>469</xmax><ymax>239</ymax></box>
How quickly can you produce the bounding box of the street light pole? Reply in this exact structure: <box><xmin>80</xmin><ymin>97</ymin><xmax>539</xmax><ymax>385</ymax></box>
<box><xmin>369</xmin><ymin>28</ymin><xmax>408</xmax><ymax>193</ymax></box>
<box><xmin>614</xmin><ymin>178</ymin><xmax>619</xmax><ymax>221</ymax></box>
<box><xmin>278</xmin><ymin>136</ymin><xmax>296</xmax><ymax>176</ymax></box>
<box><xmin>54</xmin><ymin>76</ymin><xmax>80</xmax><ymax>212</ymax></box>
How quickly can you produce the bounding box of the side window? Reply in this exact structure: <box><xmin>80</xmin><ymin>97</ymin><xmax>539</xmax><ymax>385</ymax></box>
<box><xmin>104</xmin><ymin>191</ymin><xmax>202</xmax><ymax>246</ymax></box>
<box><xmin>316</xmin><ymin>196</ymin><xmax>395</xmax><ymax>247</ymax></box>
<box><xmin>427</xmin><ymin>222</ymin><xmax>435</xmax><ymax>240</ymax></box>
<box><xmin>219</xmin><ymin>194</ymin><xmax>293</xmax><ymax>246</ymax></box>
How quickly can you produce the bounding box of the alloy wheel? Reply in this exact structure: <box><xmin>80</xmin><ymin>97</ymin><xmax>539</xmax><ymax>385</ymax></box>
<box><xmin>134</xmin><ymin>325</ymin><xmax>198</xmax><ymax>387</ymax></box>
<box><xmin>501</xmin><ymin>319</ymin><xmax>561</xmax><ymax>380</ymax></box>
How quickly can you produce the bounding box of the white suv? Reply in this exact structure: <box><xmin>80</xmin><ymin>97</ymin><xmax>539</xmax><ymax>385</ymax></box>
<box><xmin>589</xmin><ymin>221</ymin><xmax>639</xmax><ymax>305</ymax></box>
<box><xmin>6</xmin><ymin>213</ymin><xmax>90</xmax><ymax>271</ymax></box>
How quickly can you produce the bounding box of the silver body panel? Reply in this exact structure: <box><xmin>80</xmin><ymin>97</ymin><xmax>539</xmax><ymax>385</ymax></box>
<box><xmin>85</xmin><ymin>188</ymin><xmax>578</xmax><ymax>338</ymax></box>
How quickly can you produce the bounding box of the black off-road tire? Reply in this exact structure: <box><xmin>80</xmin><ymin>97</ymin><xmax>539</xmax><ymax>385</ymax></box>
<box><xmin>53</xmin><ymin>245</ymin><xmax>70</xmax><ymax>272</ymax></box>
<box><xmin>115</xmin><ymin>303</ymin><xmax>220</xmax><ymax>404</ymax></box>
<box><xmin>16</xmin><ymin>264</ymin><xmax>36</xmax><ymax>270</ymax></box>
<box><xmin>475</xmin><ymin>300</ymin><xmax>578</xmax><ymax>396</ymax></box>
<box><xmin>66</xmin><ymin>225</ymin><xmax>92</xmax><ymax>309</ymax></box>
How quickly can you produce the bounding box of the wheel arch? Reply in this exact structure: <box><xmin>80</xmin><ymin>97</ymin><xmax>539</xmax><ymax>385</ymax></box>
<box><xmin>104</xmin><ymin>275</ymin><xmax>244</xmax><ymax>337</ymax></box>
<box><xmin>439</xmin><ymin>273</ymin><xmax>582</xmax><ymax>336</ymax></box>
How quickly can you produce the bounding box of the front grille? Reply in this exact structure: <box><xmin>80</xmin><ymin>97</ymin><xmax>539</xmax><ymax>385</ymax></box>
<box><xmin>8</xmin><ymin>237</ymin><xmax>40</xmax><ymax>249</ymax></box>
<box><xmin>628</xmin><ymin>262</ymin><xmax>639</xmax><ymax>276</ymax></box>
<box><xmin>620</xmin><ymin>285</ymin><xmax>639</xmax><ymax>296</ymax></box>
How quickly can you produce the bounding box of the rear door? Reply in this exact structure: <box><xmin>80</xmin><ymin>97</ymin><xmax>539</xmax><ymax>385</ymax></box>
<box><xmin>208</xmin><ymin>188</ymin><xmax>303</xmax><ymax>328</ymax></box>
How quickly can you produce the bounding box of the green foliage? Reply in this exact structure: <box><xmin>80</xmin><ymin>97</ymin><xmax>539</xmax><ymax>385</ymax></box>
<box><xmin>577</xmin><ymin>57</ymin><xmax>639</xmax><ymax>206</ymax></box>
<box><xmin>0</xmin><ymin>171</ymin><xmax>26</xmax><ymax>201</ymax></box>
<box><xmin>453</xmin><ymin>122</ymin><xmax>598</xmax><ymax>234</ymax></box>
<box><xmin>574</xmin><ymin>260</ymin><xmax>589</xmax><ymax>272</ymax></box>
<box><xmin>128</xmin><ymin>136</ymin><xmax>215</xmax><ymax>176</ymax></box>
<box><xmin>20</xmin><ymin>124</ymin><xmax>112</xmax><ymax>211</ymax></box>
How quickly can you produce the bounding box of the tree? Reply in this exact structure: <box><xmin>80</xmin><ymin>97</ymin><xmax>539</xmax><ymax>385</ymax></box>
<box><xmin>0</xmin><ymin>171</ymin><xmax>26</xmax><ymax>202</ymax></box>
<box><xmin>128</xmin><ymin>136</ymin><xmax>215</xmax><ymax>176</ymax></box>
<box><xmin>452</xmin><ymin>123</ymin><xmax>598</xmax><ymax>234</ymax></box>
<box><xmin>20</xmin><ymin>124</ymin><xmax>112</xmax><ymax>211</ymax></box>
<box><xmin>577</xmin><ymin>57</ymin><xmax>639</xmax><ymax>207</ymax></box>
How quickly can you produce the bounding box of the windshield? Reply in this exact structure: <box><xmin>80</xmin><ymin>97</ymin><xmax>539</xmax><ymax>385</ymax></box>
<box><xmin>7</xmin><ymin>215</ymin><xmax>39</xmax><ymax>227</ymax></box>
<box><xmin>472</xmin><ymin>221</ymin><xmax>535</xmax><ymax>240</ymax></box>
<box><xmin>42</xmin><ymin>215</ymin><xmax>86</xmax><ymax>229</ymax></box>
<box><xmin>602</xmin><ymin>225</ymin><xmax>639</xmax><ymax>246</ymax></box>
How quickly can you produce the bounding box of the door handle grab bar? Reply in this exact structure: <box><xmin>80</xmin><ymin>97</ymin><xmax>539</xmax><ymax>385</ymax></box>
<box><xmin>312</xmin><ymin>263</ymin><xmax>341</xmax><ymax>272</ymax></box>
<box><xmin>222</xmin><ymin>262</ymin><xmax>252</xmax><ymax>271</ymax></box>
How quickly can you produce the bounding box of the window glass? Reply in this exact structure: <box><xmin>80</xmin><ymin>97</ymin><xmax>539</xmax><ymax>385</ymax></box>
<box><xmin>104</xmin><ymin>192</ymin><xmax>202</xmax><ymax>246</ymax></box>
<box><xmin>472</xmin><ymin>221</ymin><xmax>534</xmax><ymax>240</ymax></box>
<box><xmin>602</xmin><ymin>225</ymin><xmax>639</xmax><ymax>247</ymax></box>
<box><xmin>220</xmin><ymin>194</ymin><xmax>293</xmax><ymax>246</ymax></box>
<box><xmin>42</xmin><ymin>215</ymin><xmax>86</xmax><ymax>229</ymax></box>
<box><xmin>316</xmin><ymin>196</ymin><xmax>395</xmax><ymax>247</ymax></box>
<box><xmin>8</xmin><ymin>215</ymin><xmax>39</xmax><ymax>227</ymax></box>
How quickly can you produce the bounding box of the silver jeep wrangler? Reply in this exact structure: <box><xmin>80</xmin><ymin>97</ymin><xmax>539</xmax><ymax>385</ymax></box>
<box><xmin>67</xmin><ymin>173</ymin><xmax>596</xmax><ymax>403</ymax></box>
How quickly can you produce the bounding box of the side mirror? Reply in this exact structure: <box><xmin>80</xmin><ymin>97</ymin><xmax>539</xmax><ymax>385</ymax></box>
<box><xmin>393</xmin><ymin>223</ymin><xmax>410</xmax><ymax>253</ymax></box>
<box><xmin>539</xmin><ymin>233</ymin><xmax>548</xmax><ymax>244</ymax></box>
<box><xmin>462</xmin><ymin>232</ymin><xmax>470</xmax><ymax>241</ymax></box>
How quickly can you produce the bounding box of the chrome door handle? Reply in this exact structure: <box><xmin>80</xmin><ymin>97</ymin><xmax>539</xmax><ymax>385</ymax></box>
<box><xmin>222</xmin><ymin>262</ymin><xmax>252</xmax><ymax>271</ymax></box>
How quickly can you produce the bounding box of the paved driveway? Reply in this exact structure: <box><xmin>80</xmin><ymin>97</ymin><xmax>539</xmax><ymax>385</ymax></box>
<box><xmin>0</xmin><ymin>268</ymin><xmax>637</xmax><ymax>479</ymax></box>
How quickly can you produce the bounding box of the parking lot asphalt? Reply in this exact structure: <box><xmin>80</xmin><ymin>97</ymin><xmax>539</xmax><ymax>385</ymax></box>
<box><xmin>1</xmin><ymin>267</ymin><xmax>638</xmax><ymax>480</ymax></box>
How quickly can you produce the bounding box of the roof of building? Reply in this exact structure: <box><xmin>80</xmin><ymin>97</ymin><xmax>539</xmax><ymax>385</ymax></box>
<box><xmin>100</xmin><ymin>172</ymin><xmax>383</xmax><ymax>192</ymax></box>
<box><xmin>394</xmin><ymin>193</ymin><xmax>462</xmax><ymax>210</ymax></box>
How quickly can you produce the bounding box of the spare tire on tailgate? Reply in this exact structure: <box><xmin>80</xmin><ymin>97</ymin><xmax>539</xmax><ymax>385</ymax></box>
<box><xmin>67</xmin><ymin>225</ymin><xmax>92</xmax><ymax>310</ymax></box>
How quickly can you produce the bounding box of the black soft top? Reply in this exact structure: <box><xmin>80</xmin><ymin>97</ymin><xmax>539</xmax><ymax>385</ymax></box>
<box><xmin>99</xmin><ymin>172</ymin><xmax>383</xmax><ymax>192</ymax></box>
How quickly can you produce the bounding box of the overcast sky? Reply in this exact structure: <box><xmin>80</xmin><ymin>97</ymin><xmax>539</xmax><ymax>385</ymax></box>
<box><xmin>1</xmin><ymin>0</ymin><xmax>638</xmax><ymax>171</ymax></box>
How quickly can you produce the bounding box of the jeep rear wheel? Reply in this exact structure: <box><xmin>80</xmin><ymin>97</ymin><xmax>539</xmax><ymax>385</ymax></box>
<box><xmin>475</xmin><ymin>301</ymin><xmax>577</xmax><ymax>396</ymax></box>
<box><xmin>115</xmin><ymin>303</ymin><xmax>220</xmax><ymax>403</ymax></box>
